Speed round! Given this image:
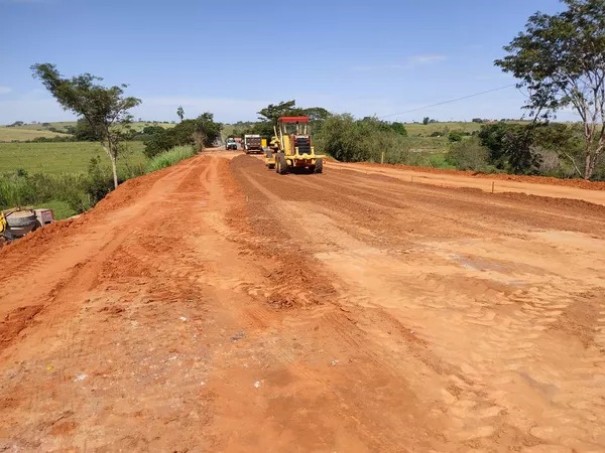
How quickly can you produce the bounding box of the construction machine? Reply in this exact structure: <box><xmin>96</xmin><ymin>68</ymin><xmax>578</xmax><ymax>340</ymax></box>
<box><xmin>0</xmin><ymin>208</ymin><xmax>54</xmax><ymax>244</ymax></box>
<box><xmin>265</xmin><ymin>116</ymin><xmax>324</xmax><ymax>174</ymax></box>
<box><xmin>0</xmin><ymin>211</ymin><xmax>10</xmax><ymax>243</ymax></box>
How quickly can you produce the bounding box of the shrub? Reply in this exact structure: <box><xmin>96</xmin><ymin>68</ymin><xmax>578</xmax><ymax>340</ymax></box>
<box><xmin>316</xmin><ymin>114</ymin><xmax>408</xmax><ymax>163</ymax></box>
<box><xmin>446</xmin><ymin>137</ymin><xmax>491</xmax><ymax>171</ymax></box>
<box><xmin>448</xmin><ymin>131</ymin><xmax>464</xmax><ymax>142</ymax></box>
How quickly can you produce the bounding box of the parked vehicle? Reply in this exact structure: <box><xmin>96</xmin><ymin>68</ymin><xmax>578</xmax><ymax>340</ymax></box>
<box><xmin>225</xmin><ymin>138</ymin><xmax>238</xmax><ymax>150</ymax></box>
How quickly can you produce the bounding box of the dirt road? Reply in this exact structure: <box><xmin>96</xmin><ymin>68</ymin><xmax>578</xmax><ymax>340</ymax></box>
<box><xmin>1</xmin><ymin>152</ymin><xmax>605</xmax><ymax>452</ymax></box>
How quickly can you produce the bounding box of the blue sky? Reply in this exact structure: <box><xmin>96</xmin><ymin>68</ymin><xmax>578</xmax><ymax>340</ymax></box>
<box><xmin>0</xmin><ymin>0</ymin><xmax>568</xmax><ymax>124</ymax></box>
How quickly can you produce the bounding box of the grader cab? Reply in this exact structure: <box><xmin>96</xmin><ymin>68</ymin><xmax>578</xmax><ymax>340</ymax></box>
<box><xmin>265</xmin><ymin>116</ymin><xmax>324</xmax><ymax>174</ymax></box>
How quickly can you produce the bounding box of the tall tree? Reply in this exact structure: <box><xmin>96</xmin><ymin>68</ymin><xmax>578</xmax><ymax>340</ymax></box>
<box><xmin>32</xmin><ymin>63</ymin><xmax>140</xmax><ymax>188</ymax></box>
<box><xmin>177</xmin><ymin>105</ymin><xmax>185</xmax><ymax>122</ymax></box>
<box><xmin>495</xmin><ymin>0</ymin><xmax>605</xmax><ymax>179</ymax></box>
<box><xmin>257</xmin><ymin>100</ymin><xmax>304</xmax><ymax>125</ymax></box>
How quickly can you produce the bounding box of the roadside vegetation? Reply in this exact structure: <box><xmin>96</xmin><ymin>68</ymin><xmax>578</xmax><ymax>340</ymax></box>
<box><xmin>146</xmin><ymin>146</ymin><xmax>194</xmax><ymax>172</ymax></box>
<box><xmin>1</xmin><ymin>64</ymin><xmax>222</xmax><ymax>219</ymax></box>
<box><xmin>0</xmin><ymin>142</ymin><xmax>198</xmax><ymax>219</ymax></box>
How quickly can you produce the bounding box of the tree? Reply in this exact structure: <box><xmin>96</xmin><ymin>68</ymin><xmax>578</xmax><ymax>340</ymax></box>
<box><xmin>390</xmin><ymin>122</ymin><xmax>408</xmax><ymax>136</ymax></box>
<box><xmin>70</xmin><ymin>118</ymin><xmax>98</xmax><ymax>141</ymax></box>
<box><xmin>143</xmin><ymin>112</ymin><xmax>222</xmax><ymax>157</ymax></box>
<box><xmin>478</xmin><ymin>123</ymin><xmax>543</xmax><ymax>174</ymax></box>
<box><xmin>495</xmin><ymin>0</ymin><xmax>605</xmax><ymax>179</ymax></box>
<box><xmin>32</xmin><ymin>63</ymin><xmax>140</xmax><ymax>189</ymax></box>
<box><xmin>422</xmin><ymin>117</ymin><xmax>430</xmax><ymax>125</ymax></box>
<box><xmin>177</xmin><ymin>105</ymin><xmax>185</xmax><ymax>122</ymax></box>
<box><xmin>257</xmin><ymin>100</ymin><xmax>303</xmax><ymax>125</ymax></box>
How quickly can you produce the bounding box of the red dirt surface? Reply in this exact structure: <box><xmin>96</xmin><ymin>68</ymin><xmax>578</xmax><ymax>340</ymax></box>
<box><xmin>1</xmin><ymin>152</ymin><xmax>605</xmax><ymax>451</ymax></box>
<box><xmin>356</xmin><ymin>161</ymin><xmax>605</xmax><ymax>190</ymax></box>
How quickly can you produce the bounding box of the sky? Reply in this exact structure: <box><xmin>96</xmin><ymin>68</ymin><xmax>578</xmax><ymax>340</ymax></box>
<box><xmin>0</xmin><ymin>0</ymin><xmax>571</xmax><ymax>124</ymax></box>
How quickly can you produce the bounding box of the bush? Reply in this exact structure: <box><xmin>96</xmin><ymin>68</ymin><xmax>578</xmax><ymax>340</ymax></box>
<box><xmin>144</xmin><ymin>113</ymin><xmax>222</xmax><ymax>157</ymax></box>
<box><xmin>448</xmin><ymin>131</ymin><xmax>464</xmax><ymax>142</ymax></box>
<box><xmin>446</xmin><ymin>137</ymin><xmax>491</xmax><ymax>171</ymax></box>
<box><xmin>316</xmin><ymin>114</ymin><xmax>408</xmax><ymax>163</ymax></box>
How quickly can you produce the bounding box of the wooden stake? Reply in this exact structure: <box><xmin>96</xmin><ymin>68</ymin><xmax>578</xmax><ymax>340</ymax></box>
<box><xmin>491</xmin><ymin>181</ymin><xmax>495</xmax><ymax>194</ymax></box>
<box><xmin>381</xmin><ymin>151</ymin><xmax>385</xmax><ymax>164</ymax></box>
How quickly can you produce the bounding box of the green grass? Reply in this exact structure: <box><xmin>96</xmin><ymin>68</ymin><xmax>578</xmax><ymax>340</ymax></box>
<box><xmin>146</xmin><ymin>146</ymin><xmax>194</xmax><ymax>172</ymax></box>
<box><xmin>0</xmin><ymin>141</ymin><xmax>147</xmax><ymax>175</ymax></box>
<box><xmin>36</xmin><ymin>199</ymin><xmax>76</xmax><ymax>220</ymax></box>
<box><xmin>0</xmin><ymin>128</ymin><xmax>72</xmax><ymax>142</ymax></box>
<box><xmin>403</xmin><ymin>121</ymin><xmax>483</xmax><ymax>137</ymax></box>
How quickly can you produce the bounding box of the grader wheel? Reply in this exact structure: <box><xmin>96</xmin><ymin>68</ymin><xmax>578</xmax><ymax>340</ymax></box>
<box><xmin>276</xmin><ymin>154</ymin><xmax>288</xmax><ymax>175</ymax></box>
<box><xmin>314</xmin><ymin>158</ymin><xmax>324</xmax><ymax>174</ymax></box>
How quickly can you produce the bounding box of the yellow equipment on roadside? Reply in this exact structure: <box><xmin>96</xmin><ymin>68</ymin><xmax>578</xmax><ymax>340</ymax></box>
<box><xmin>0</xmin><ymin>211</ymin><xmax>10</xmax><ymax>243</ymax></box>
<box><xmin>0</xmin><ymin>212</ymin><xmax>7</xmax><ymax>235</ymax></box>
<box><xmin>265</xmin><ymin>116</ymin><xmax>324</xmax><ymax>174</ymax></box>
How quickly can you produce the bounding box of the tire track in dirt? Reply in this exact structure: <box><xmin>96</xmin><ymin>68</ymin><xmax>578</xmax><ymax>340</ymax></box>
<box><xmin>232</xmin><ymin>155</ymin><xmax>605</xmax><ymax>451</ymax></box>
<box><xmin>2</xmin><ymin>152</ymin><xmax>605</xmax><ymax>452</ymax></box>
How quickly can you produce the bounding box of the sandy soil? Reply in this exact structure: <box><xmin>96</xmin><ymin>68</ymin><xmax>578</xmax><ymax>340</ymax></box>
<box><xmin>1</xmin><ymin>151</ymin><xmax>604</xmax><ymax>452</ymax></box>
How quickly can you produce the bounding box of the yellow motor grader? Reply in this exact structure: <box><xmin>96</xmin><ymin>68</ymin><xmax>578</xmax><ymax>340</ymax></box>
<box><xmin>265</xmin><ymin>116</ymin><xmax>324</xmax><ymax>174</ymax></box>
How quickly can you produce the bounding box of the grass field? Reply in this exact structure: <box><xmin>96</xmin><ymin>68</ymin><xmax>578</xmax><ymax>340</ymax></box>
<box><xmin>0</xmin><ymin>141</ymin><xmax>147</xmax><ymax>175</ymax></box>
<box><xmin>0</xmin><ymin>128</ymin><xmax>72</xmax><ymax>142</ymax></box>
<box><xmin>403</xmin><ymin>121</ymin><xmax>483</xmax><ymax>136</ymax></box>
<box><xmin>0</xmin><ymin>121</ymin><xmax>176</xmax><ymax>142</ymax></box>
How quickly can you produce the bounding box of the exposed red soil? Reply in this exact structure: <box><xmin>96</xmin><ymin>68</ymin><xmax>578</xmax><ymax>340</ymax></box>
<box><xmin>1</xmin><ymin>151</ymin><xmax>604</xmax><ymax>451</ymax></box>
<box><xmin>357</xmin><ymin>160</ymin><xmax>605</xmax><ymax>190</ymax></box>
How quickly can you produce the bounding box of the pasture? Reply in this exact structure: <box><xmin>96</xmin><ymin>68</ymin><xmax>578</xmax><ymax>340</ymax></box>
<box><xmin>0</xmin><ymin>141</ymin><xmax>147</xmax><ymax>175</ymax></box>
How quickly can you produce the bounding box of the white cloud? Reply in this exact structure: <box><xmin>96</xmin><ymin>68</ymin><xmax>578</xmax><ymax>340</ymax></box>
<box><xmin>0</xmin><ymin>86</ymin><xmax>12</xmax><ymax>95</ymax></box>
<box><xmin>406</xmin><ymin>54</ymin><xmax>447</xmax><ymax>67</ymax></box>
<box><xmin>352</xmin><ymin>54</ymin><xmax>447</xmax><ymax>72</ymax></box>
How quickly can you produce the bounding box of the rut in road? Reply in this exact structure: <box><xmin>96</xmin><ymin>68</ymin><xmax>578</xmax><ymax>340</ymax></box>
<box><xmin>1</xmin><ymin>153</ymin><xmax>604</xmax><ymax>452</ymax></box>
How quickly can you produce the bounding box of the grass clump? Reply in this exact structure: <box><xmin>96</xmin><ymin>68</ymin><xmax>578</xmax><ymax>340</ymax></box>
<box><xmin>146</xmin><ymin>146</ymin><xmax>194</xmax><ymax>172</ymax></box>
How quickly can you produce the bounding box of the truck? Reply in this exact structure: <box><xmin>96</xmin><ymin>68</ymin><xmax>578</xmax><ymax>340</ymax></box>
<box><xmin>243</xmin><ymin>134</ymin><xmax>263</xmax><ymax>154</ymax></box>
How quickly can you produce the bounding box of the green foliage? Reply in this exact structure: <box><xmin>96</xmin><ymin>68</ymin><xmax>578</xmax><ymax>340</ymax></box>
<box><xmin>31</xmin><ymin>63</ymin><xmax>141</xmax><ymax>188</ymax></box>
<box><xmin>253</xmin><ymin>100</ymin><xmax>333</xmax><ymax>138</ymax></box>
<box><xmin>446</xmin><ymin>137</ymin><xmax>491</xmax><ymax>171</ymax></box>
<box><xmin>69</xmin><ymin>118</ymin><xmax>98</xmax><ymax>141</ymax></box>
<box><xmin>390</xmin><ymin>122</ymin><xmax>408</xmax><ymax>136</ymax></box>
<box><xmin>316</xmin><ymin>114</ymin><xmax>408</xmax><ymax>163</ymax></box>
<box><xmin>146</xmin><ymin>147</ymin><xmax>194</xmax><ymax>172</ymax></box>
<box><xmin>478</xmin><ymin>122</ymin><xmax>543</xmax><ymax>174</ymax></box>
<box><xmin>0</xmin><ymin>171</ymin><xmax>91</xmax><ymax>215</ymax></box>
<box><xmin>495</xmin><ymin>0</ymin><xmax>605</xmax><ymax>179</ymax></box>
<box><xmin>448</xmin><ymin>131</ymin><xmax>463</xmax><ymax>142</ymax></box>
<box><xmin>177</xmin><ymin>105</ymin><xmax>185</xmax><ymax>122</ymax></box>
<box><xmin>447</xmin><ymin>130</ymin><xmax>471</xmax><ymax>142</ymax></box>
<box><xmin>143</xmin><ymin>113</ymin><xmax>222</xmax><ymax>157</ymax></box>
<box><xmin>257</xmin><ymin>100</ymin><xmax>303</xmax><ymax>124</ymax></box>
